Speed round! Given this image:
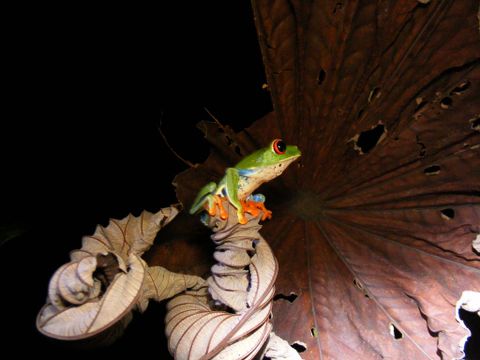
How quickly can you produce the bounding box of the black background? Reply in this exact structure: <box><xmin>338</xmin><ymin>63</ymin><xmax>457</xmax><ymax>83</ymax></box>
<box><xmin>2</xmin><ymin>2</ymin><xmax>478</xmax><ymax>359</ymax></box>
<box><xmin>1</xmin><ymin>2</ymin><xmax>270</xmax><ymax>358</ymax></box>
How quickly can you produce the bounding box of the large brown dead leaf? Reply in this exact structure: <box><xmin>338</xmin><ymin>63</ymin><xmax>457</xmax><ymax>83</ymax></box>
<box><xmin>171</xmin><ymin>1</ymin><xmax>480</xmax><ymax>359</ymax></box>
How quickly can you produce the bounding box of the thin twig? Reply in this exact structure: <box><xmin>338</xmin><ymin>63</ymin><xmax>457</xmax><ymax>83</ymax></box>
<box><xmin>157</xmin><ymin>114</ymin><xmax>195</xmax><ymax>168</ymax></box>
<box><xmin>204</xmin><ymin>107</ymin><xmax>226</xmax><ymax>129</ymax></box>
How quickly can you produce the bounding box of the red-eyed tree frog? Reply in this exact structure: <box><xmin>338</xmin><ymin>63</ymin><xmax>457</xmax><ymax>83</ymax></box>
<box><xmin>189</xmin><ymin>139</ymin><xmax>301</xmax><ymax>224</ymax></box>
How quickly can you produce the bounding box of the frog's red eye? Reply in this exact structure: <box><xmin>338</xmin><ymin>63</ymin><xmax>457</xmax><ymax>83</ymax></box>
<box><xmin>273</xmin><ymin>139</ymin><xmax>286</xmax><ymax>154</ymax></box>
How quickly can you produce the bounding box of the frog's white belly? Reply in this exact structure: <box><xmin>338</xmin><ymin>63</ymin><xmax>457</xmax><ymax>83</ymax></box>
<box><xmin>237</xmin><ymin>174</ymin><xmax>265</xmax><ymax>200</ymax></box>
<box><xmin>236</xmin><ymin>159</ymin><xmax>297</xmax><ymax>200</ymax></box>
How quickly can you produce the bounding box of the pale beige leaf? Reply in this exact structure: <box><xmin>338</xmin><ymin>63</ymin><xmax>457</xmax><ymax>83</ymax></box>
<box><xmin>48</xmin><ymin>263</ymin><xmax>70</xmax><ymax>310</ymax></box>
<box><xmin>247</xmin><ymin>238</ymin><xmax>277</xmax><ymax>309</ymax></box>
<box><xmin>69</xmin><ymin>249</ymin><xmax>93</xmax><ymax>262</ymax></box>
<box><xmin>136</xmin><ymin>265</ymin><xmax>206</xmax><ymax>313</ymax></box>
<box><xmin>37</xmin><ymin>207</ymin><xmax>179</xmax><ymax>341</ymax></box>
<box><xmin>212</xmin><ymin>322</ymin><xmax>272</xmax><ymax>360</ymax></box>
<box><xmin>88</xmin><ymin>254</ymin><xmax>145</xmax><ymax>333</ymax></box>
<box><xmin>40</xmin><ymin>301</ymin><xmax>100</xmax><ymax>339</ymax></box>
<box><xmin>77</xmin><ymin>256</ymin><xmax>97</xmax><ymax>287</ymax></box>
<box><xmin>207</xmin><ymin>277</ymin><xmax>248</xmax><ymax>313</ymax></box>
<box><xmin>165</xmin><ymin>203</ymin><xmax>300</xmax><ymax>360</ymax></box>
<box><xmin>81</xmin><ymin>206</ymin><xmax>179</xmax><ymax>261</ymax></box>
<box><xmin>50</xmin><ymin>258</ymin><xmax>99</xmax><ymax>307</ymax></box>
<box><xmin>37</xmin><ymin>254</ymin><xmax>145</xmax><ymax>339</ymax></box>
<box><xmin>261</xmin><ymin>332</ymin><xmax>304</xmax><ymax>360</ymax></box>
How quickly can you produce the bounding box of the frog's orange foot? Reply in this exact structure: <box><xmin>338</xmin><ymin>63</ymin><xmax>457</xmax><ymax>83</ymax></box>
<box><xmin>204</xmin><ymin>195</ymin><xmax>228</xmax><ymax>220</ymax></box>
<box><xmin>237</xmin><ymin>211</ymin><xmax>248</xmax><ymax>224</ymax></box>
<box><xmin>205</xmin><ymin>201</ymin><xmax>216</xmax><ymax>217</ymax></box>
<box><xmin>241</xmin><ymin>200</ymin><xmax>272</xmax><ymax>222</ymax></box>
<box><xmin>256</xmin><ymin>202</ymin><xmax>272</xmax><ymax>221</ymax></box>
<box><xmin>260</xmin><ymin>208</ymin><xmax>272</xmax><ymax>221</ymax></box>
<box><xmin>217</xmin><ymin>197</ymin><xmax>229</xmax><ymax>220</ymax></box>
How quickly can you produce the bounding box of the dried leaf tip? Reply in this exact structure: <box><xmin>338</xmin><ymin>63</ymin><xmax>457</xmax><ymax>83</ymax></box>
<box><xmin>37</xmin><ymin>206</ymin><xmax>181</xmax><ymax>342</ymax></box>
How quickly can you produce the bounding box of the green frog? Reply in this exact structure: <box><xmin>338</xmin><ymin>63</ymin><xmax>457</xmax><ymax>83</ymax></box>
<box><xmin>189</xmin><ymin>139</ymin><xmax>301</xmax><ymax>224</ymax></box>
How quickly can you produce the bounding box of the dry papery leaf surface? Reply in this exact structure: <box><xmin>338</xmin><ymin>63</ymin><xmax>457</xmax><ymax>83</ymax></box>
<box><xmin>37</xmin><ymin>202</ymin><xmax>301</xmax><ymax>359</ymax></box>
<box><xmin>169</xmin><ymin>1</ymin><xmax>480</xmax><ymax>359</ymax></box>
<box><xmin>165</xmin><ymin>203</ymin><xmax>302</xmax><ymax>360</ymax></box>
<box><xmin>37</xmin><ymin>207</ymin><xmax>205</xmax><ymax>345</ymax></box>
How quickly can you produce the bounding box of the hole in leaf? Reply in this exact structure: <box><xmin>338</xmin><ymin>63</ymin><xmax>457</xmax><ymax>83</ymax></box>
<box><xmin>355</xmin><ymin>124</ymin><xmax>386</xmax><ymax>154</ymax></box>
<box><xmin>389</xmin><ymin>323</ymin><xmax>403</xmax><ymax>340</ymax></box>
<box><xmin>417</xmin><ymin>0</ymin><xmax>430</xmax><ymax>8</ymax></box>
<box><xmin>353</xmin><ymin>279</ymin><xmax>370</xmax><ymax>298</ymax></box>
<box><xmin>353</xmin><ymin>278</ymin><xmax>363</xmax><ymax>289</ymax></box>
<box><xmin>415</xmin><ymin>136</ymin><xmax>426</xmax><ymax>158</ymax></box>
<box><xmin>424</xmin><ymin>165</ymin><xmax>440</xmax><ymax>175</ymax></box>
<box><xmin>440</xmin><ymin>208</ymin><xmax>455</xmax><ymax>220</ymax></box>
<box><xmin>470</xmin><ymin>115</ymin><xmax>480</xmax><ymax>131</ymax></box>
<box><xmin>290</xmin><ymin>341</ymin><xmax>307</xmax><ymax>353</ymax></box>
<box><xmin>368</xmin><ymin>87</ymin><xmax>381</xmax><ymax>103</ymax></box>
<box><xmin>459</xmin><ymin>308</ymin><xmax>480</xmax><ymax>359</ymax></box>
<box><xmin>273</xmin><ymin>292</ymin><xmax>298</xmax><ymax>303</ymax></box>
<box><xmin>333</xmin><ymin>2</ymin><xmax>343</xmax><ymax>14</ymax></box>
<box><xmin>418</xmin><ymin>146</ymin><xmax>426</xmax><ymax>157</ymax></box>
<box><xmin>357</xmin><ymin>108</ymin><xmax>364</xmax><ymax>119</ymax></box>
<box><xmin>451</xmin><ymin>81</ymin><xmax>471</xmax><ymax>95</ymax></box>
<box><xmin>415</xmin><ymin>98</ymin><xmax>428</xmax><ymax>113</ymax></box>
<box><xmin>311</xmin><ymin>327</ymin><xmax>318</xmax><ymax>337</ymax></box>
<box><xmin>440</xmin><ymin>97</ymin><xmax>453</xmax><ymax>109</ymax></box>
<box><xmin>317</xmin><ymin>69</ymin><xmax>326</xmax><ymax>85</ymax></box>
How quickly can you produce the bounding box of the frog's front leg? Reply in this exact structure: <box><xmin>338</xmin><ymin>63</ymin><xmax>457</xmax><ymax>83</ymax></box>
<box><xmin>224</xmin><ymin>167</ymin><xmax>247</xmax><ymax>224</ymax></box>
<box><xmin>189</xmin><ymin>182</ymin><xmax>217</xmax><ymax>215</ymax></box>
<box><xmin>244</xmin><ymin>194</ymin><xmax>272</xmax><ymax>221</ymax></box>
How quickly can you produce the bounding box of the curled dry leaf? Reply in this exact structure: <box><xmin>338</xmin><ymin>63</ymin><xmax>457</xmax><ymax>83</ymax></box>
<box><xmin>137</xmin><ymin>266</ymin><xmax>206</xmax><ymax>313</ymax></box>
<box><xmin>37</xmin><ymin>207</ymin><xmax>180</xmax><ymax>340</ymax></box>
<box><xmin>80</xmin><ymin>206</ymin><xmax>180</xmax><ymax>261</ymax></box>
<box><xmin>37</xmin><ymin>253</ymin><xmax>145</xmax><ymax>340</ymax></box>
<box><xmin>48</xmin><ymin>257</ymin><xmax>101</xmax><ymax>308</ymax></box>
<box><xmin>164</xmin><ymin>203</ymin><xmax>301</xmax><ymax>360</ymax></box>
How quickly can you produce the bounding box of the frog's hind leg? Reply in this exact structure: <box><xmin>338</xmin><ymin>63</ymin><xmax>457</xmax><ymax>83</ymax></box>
<box><xmin>245</xmin><ymin>193</ymin><xmax>272</xmax><ymax>221</ymax></box>
<box><xmin>225</xmin><ymin>168</ymin><xmax>247</xmax><ymax>224</ymax></box>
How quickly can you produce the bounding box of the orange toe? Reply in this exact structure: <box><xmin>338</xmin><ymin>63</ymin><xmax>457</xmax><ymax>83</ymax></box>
<box><xmin>241</xmin><ymin>200</ymin><xmax>272</xmax><ymax>222</ymax></box>
<box><xmin>218</xmin><ymin>197</ymin><xmax>228</xmax><ymax>220</ymax></box>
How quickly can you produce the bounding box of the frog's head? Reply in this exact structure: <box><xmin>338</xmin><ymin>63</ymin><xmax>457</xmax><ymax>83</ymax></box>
<box><xmin>236</xmin><ymin>139</ymin><xmax>301</xmax><ymax>178</ymax></box>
